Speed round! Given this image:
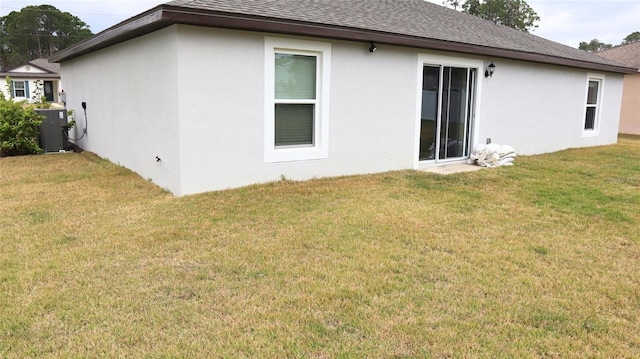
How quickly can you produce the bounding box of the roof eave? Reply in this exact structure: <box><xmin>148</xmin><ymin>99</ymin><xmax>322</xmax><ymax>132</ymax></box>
<box><xmin>0</xmin><ymin>73</ymin><xmax>61</xmax><ymax>79</ymax></box>
<box><xmin>49</xmin><ymin>7</ymin><xmax>170</xmax><ymax>63</ymax></box>
<box><xmin>49</xmin><ymin>5</ymin><xmax>637</xmax><ymax>75</ymax></box>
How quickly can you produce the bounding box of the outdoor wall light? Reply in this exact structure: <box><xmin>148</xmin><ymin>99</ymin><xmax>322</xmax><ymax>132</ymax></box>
<box><xmin>485</xmin><ymin>61</ymin><xmax>496</xmax><ymax>77</ymax></box>
<box><xmin>369</xmin><ymin>42</ymin><xmax>377</xmax><ymax>53</ymax></box>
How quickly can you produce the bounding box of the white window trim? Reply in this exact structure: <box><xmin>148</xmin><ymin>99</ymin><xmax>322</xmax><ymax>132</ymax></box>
<box><xmin>582</xmin><ymin>73</ymin><xmax>605</xmax><ymax>138</ymax></box>
<box><xmin>264</xmin><ymin>37</ymin><xmax>331</xmax><ymax>163</ymax></box>
<box><xmin>12</xmin><ymin>80</ymin><xmax>27</xmax><ymax>98</ymax></box>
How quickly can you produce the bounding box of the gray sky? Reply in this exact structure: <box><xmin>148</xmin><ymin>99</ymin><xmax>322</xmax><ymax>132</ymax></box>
<box><xmin>1</xmin><ymin>0</ymin><xmax>639</xmax><ymax>48</ymax></box>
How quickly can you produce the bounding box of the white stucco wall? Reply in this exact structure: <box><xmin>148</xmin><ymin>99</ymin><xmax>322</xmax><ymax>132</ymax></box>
<box><xmin>10</xmin><ymin>64</ymin><xmax>48</xmax><ymax>73</ymax></box>
<box><xmin>60</xmin><ymin>26</ymin><xmax>181</xmax><ymax>193</ymax></box>
<box><xmin>478</xmin><ymin>58</ymin><xmax>623</xmax><ymax>154</ymax></box>
<box><xmin>58</xmin><ymin>24</ymin><xmax>625</xmax><ymax>195</ymax></box>
<box><xmin>175</xmin><ymin>26</ymin><xmax>418</xmax><ymax>195</ymax></box>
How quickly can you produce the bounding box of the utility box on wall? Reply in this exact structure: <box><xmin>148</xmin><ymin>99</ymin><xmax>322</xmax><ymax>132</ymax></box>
<box><xmin>36</xmin><ymin>109</ymin><xmax>69</xmax><ymax>152</ymax></box>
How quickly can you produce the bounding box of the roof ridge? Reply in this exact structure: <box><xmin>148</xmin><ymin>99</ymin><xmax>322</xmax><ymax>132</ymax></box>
<box><xmin>49</xmin><ymin>0</ymin><xmax>636</xmax><ymax>73</ymax></box>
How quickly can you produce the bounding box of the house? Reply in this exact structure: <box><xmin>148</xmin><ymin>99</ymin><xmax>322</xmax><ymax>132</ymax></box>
<box><xmin>0</xmin><ymin>59</ymin><xmax>63</xmax><ymax>104</ymax></box>
<box><xmin>596</xmin><ymin>41</ymin><xmax>640</xmax><ymax>135</ymax></box>
<box><xmin>49</xmin><ymin>0</ymin><xmax>636</xmax><ymax>196</ymax></box>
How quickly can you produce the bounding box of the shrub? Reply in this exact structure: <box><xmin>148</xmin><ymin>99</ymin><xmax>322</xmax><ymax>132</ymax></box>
<box><xmin>0</xmin><ymin>92</ymin><xmax>44</xmax><ymax>157</ymax></box>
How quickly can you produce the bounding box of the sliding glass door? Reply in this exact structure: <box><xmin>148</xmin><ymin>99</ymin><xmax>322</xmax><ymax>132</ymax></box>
<box><xmin>419</xmin><ymin>65</ymin><xmax>476</xmax><ymax>161</ymax></box>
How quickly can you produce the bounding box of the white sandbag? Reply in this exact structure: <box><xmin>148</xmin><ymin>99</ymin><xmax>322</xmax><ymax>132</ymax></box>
<box><xmin>496</xmin><ymin>157</ymin><xmax>514</xmax><ymax>166</ymax></box>
<box><xmin>486</xmin><ymin>143</ymin><xmax>500</xmax><ymax>153</ymax></box>
<box><xmin>474</xmin><ymin>143</ymin><xmax>487</xmax><ymax>153</ymax></box>
<box><xmin>468</xmin><ymin>143</ymin><xmax>517</xmax><ymax>167</ymax></box>
<box><xmin>498</xmin><ymin>144</ymin><xmax>516</xmax><ymax>156</ymax></box>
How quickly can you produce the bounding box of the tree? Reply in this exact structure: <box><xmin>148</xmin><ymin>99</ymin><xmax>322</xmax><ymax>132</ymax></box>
<box><xmin>578</xmin><ymin>39</ymin><xmax>613</xmax><ymax>53</ymax></box>
<box><xmin>443</xmin><ymin>0</ymin><xmax>462</xmax><ymax>10</ymax></box>
<box><xmin>622</xmin><ymin>31</ymin><xmax>640</xmax><ymax>45</ymax></box>
<box><xmin>443</xmin><ymin>0</ymin><xmax>540</xmax><ymax>32</ymax></box>
<box><xmin>0</xmin><ymin>5</ymin><xmax>93</xmax><ymax>71</ymax></box>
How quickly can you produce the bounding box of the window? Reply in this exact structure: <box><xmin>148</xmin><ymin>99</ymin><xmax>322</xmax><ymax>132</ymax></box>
<box><xmin>265</xmin><ymin>37</ymin><xmax>331</xmax><ymax>162</ymax></box>
<box><xmin>583</xmin><ymin>74</ymin><xmax>604</xmax><ymax>135</ymax></box>
<box><xmin>584</xmin><ymin>80</ymin><xmax>600</xmax><ymax>130</ymax></box>
<box><xmin>12</xmin><ymin>81</ymin><xmax>27</xmax><ymax>98</ymax></box>
<box><xmin>275</xmin><ymin>54</ymin><xmax>316</xmax><ymax>147</ymax></box>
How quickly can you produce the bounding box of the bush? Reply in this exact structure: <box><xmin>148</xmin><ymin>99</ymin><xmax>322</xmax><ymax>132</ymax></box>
<box><xmin>0</xmin><ymin>93</ymin><xmax>43</xmax><ymax>157</ymax></box>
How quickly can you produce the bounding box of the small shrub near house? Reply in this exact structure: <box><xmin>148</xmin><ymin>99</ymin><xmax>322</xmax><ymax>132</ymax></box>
<box><xmin>0</xmin><ymin>91</ymin><xmax>43</xmax><ymax>157</ymax></box>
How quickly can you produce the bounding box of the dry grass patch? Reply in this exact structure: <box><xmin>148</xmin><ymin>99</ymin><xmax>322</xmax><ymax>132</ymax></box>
<box><xmin>1</xmin><ymin>137</ymin><xmax>640</xmax><ymax>357</ymax></box>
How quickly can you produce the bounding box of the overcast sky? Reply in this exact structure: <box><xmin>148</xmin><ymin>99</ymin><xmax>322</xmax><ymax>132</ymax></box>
<box><xmin>1</xmin><ymin>0</ymin><xmax>639</xmax><ymax>48</ymax></box>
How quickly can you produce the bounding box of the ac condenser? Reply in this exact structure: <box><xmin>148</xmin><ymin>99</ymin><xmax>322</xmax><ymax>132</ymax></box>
<box><xmin>36</xmin><ymin>109</ymin><xmax>69</xmax><ymax>153</ymax></box>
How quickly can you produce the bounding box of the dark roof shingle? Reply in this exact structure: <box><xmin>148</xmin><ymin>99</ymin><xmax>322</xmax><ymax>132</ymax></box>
<box><xmin>29</xmin><ymin>58</ymin><xmax>61</xmax><ymax>73</ymax></box>
<box><xmin>50</xmin><ymin>0</ymin><xmax>636</xmax><ymax>73</ymax></box>
<box><xmin>0</xmin><ymin>58</ymin><xmax>60</xmax><ymax>78</ymax></box>
<box><xmin>163</xmin><ymin>0</ymin><xmax>628</xmax><ymax>67</ymax></box>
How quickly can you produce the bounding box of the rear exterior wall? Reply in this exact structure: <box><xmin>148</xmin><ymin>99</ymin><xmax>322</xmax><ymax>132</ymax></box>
<box><xmin>59</xmin><ymin>24</ymin><xmax>625</xmax><ymax>195</ymax></box>
<box><xmin>175</xmin><ymin>26</ymin><xmax>418</xmax><ymax>195</ymax></box>
<box><xmin>60</xmin><ymin>26</ymin><xmax>182</xmax><ymax>193</ymax></box>
<box><xmin>478</xmin><ymin>58</ymin><xmax>623</xmax><ymax>154</ymax></box>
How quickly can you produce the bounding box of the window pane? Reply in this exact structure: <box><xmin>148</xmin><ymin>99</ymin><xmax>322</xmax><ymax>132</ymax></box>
<box><xmin>13</xmin><ymin>81</ymin><xmax>25</xmax><ymax>97</ymax></box>
<box><xmin>275</xmin><ymin>54</ymin><xmax>316</xmax><ymax>99</ymax></box>
<box><xmin>275</xmin><ymin>104</ymin><xmax>314</xmax><ymax>146</ymax></box>
<box><xmin>587</xmin><ymin>80</ymin><xmax>598</xmax><ymax>105</ymax></box>
<box><xmin>585</xmin><ymin>106</ymin><xmax>596</xmax><ymax>130</ymax></box>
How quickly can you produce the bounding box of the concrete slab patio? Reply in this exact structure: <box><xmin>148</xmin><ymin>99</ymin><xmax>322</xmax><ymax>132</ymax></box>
<box><xmin>421</xmin><ymin>163</ymin><xmax>486</xmax><ymax>175</ymax></box>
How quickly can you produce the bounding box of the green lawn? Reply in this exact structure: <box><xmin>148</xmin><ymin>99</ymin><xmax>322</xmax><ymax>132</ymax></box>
<box><xmin>1</xmin><ymin>136</ymin><xmax>639</xmax><ymax>358</ymax></box>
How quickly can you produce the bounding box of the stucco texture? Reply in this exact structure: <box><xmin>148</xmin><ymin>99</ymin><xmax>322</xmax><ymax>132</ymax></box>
<box><xmin>59</xmin><ymin>25</ymin><xmax>625</xmax><ymax>195</ymax></box>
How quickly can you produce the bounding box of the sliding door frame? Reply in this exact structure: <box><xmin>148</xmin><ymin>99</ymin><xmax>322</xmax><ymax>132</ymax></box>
<box><xmin>414</xmin><ymin>53</ymin><xmax>484</xmax><ymax>169</ymax></box>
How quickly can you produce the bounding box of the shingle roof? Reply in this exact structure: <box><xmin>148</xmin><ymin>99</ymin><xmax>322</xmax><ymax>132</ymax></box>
<box><xmin>50</xmin><ymin>0</ymin><xmax>636</xmax><ymax>74</ymax></box>
<box><xmin>596</xmin><ymin>41</ymin><xmax>640</xmax><ymax>70</ymax></box>
<box><xmin>0</xmin><ymin>58</ymin><xmax>61</xmax><ymax>79</ymax></box>
<box><xmin>29</xmin><ymin>58</ymin><xmax>61</xmax><ymax>74</ymax></box>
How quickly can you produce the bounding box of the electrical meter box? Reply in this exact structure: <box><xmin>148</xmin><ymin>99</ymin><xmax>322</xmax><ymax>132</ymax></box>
<box><xmin>36</xmin><ymin>109</ymin><xmax>69</xmax><ymax>152</ymax></box>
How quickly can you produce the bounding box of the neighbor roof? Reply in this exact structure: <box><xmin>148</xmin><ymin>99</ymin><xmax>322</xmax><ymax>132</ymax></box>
<box><xmin>49</xmin><ymin>0</ymin><xmax>635</xmax><ymax>74</ymax></box>
<box><xmin>0</xmin><ymin>58</ymin><xmax>61</xmax><ymax>79</ymax></box>
<box><xmin>596</xmin><ymin>41</ymin><xmax>640</xmax><ymax>70</ymax></box>
<box><xmin>28</xmin><ymin>58</ymin><xmax>61</xmax><ymax>74</ymax></box>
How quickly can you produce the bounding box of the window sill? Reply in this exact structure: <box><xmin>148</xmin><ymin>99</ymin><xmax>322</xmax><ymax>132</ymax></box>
<box><xmin>582</xmin><ymin>129</ymin><xmax>600</xmax><ymax>138</ymax></box>
<box><xmin>265</xmin><ymin>146</ymin><xmax>328</xmax><ymax>163</ymax></box>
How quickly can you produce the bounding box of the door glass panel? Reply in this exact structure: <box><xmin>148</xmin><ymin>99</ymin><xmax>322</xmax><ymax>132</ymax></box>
<box><xmin>439</xmin><ymin>67</ymin><xmax>468</xmax><ymax>160</ymax></box>
<box><xmin>419</xmin><ymin>66</ymin><xmax>440</xmax><ymax>161</ymax></box>
<box><xmin>419</xmin><ymin>65</ymin><xmax>475</xmax><ymax>162</ymax></box>
<box><xmin>465</xmin><ymin>69</ymin><xmax>476</xmax><ymax>157</ymax></box>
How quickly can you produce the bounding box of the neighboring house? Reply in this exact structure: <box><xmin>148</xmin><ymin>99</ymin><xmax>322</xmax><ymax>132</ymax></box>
<box><xmin>49</xmin><ymin>0</ymin><xmax>635</xmax><ymax>196</ymax></box>
<box><xmin>0</xmin><ymin>58</ymin><xmax>63</xmax><ymax>103</ymax></box>
<box><xmin>597</xmin><ymin>42</ymin><xmax>640</xmax><ymax>135</ymax></box>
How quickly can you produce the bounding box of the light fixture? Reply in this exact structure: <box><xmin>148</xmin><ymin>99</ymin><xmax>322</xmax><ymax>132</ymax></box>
<box><xmin>369</xmin><ymin>42</ymin><xmax>377</xmax><ymax>53</ymax></box>
<box><xmin>485</xmin><ymin>61</ymin><xmax>496</xmax><ymax>78</ymax></box>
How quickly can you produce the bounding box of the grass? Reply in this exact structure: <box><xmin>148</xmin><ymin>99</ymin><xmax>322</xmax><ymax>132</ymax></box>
<box><xmin>1</xmin><ymin>135</ymin><xmax>639</xmax><ymax>357</ymax></box>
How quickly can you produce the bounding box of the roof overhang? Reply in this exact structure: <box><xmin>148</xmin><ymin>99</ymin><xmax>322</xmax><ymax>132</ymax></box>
<box><xmin>49</xmin><ymin>5</ymin><xmax>637</xmax><ymax>75</ymax></box>
<box><xmin>0</xmin><ymin>73</ymin><xmax>61</xmax><ymax>79</ymax></box>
